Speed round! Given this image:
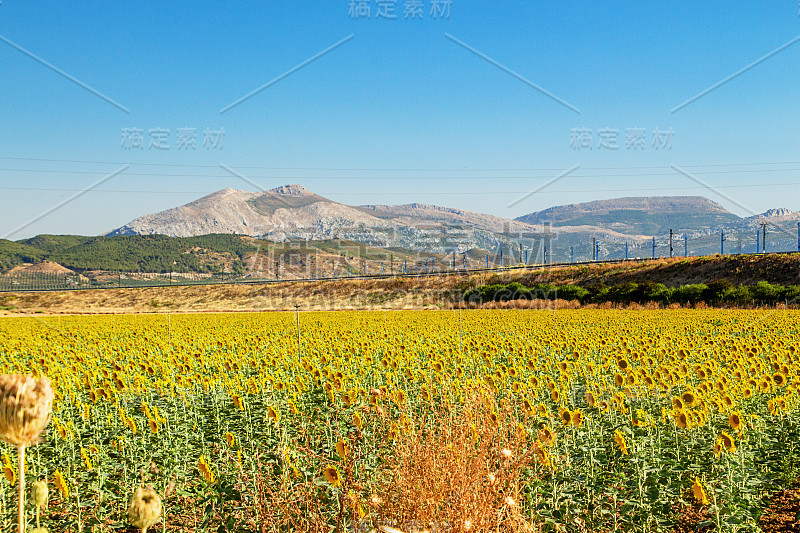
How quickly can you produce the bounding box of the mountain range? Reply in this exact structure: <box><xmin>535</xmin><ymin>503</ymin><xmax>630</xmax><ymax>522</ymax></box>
<box><xmin>106</xmin><ymin>185</ymin><xmax>800</xmax><ymax>261</ymax></box>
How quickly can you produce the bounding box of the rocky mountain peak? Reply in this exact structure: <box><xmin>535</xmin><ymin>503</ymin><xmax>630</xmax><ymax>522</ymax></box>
<box><xmin>759</xmin><ymin>208</ymin><xmax>793</xmax><ymax>218</ymax></box>
<box><xmin>269</xmin><ymin>184</ymin><xmax>309</xmax><ymax>196</ymax></box>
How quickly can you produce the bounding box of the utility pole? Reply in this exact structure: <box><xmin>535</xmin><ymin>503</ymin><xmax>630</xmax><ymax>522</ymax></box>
<box><xmin>684</xmin><ymin>235</ymin><xmax>688</xmax><ymax>257</ymax></box>
<box><xmin>524</xmin><ymin>249</ymin><xmax>528</xmax><ymax>265</ymax></box>
<box><xmin>625</xmin><ymin>242</ymin><xmax>628</xmax><ymax>260</ymax></box>
<box><xmin>761</xmin><ymin>223</ymin><xmax>767</xmax><ymax>253</ymax></box>
<box><xmin>652</xmin><ymin>237</ymin><xmax>656</xmax><ymax>259</ymax></box>
<box><xmin>669</xmin><ymin>229</ymin><xmax>674</xmax><ymax>258</ymax></box>
<box><xmin>592</xmin><ymin>237</ymin><xmax>596</xmax><ymax>261</ymax></box>
<box><xmin>570</xmin><ymin>246</ymin><xmax>574</xmax><ymax>264</ymax></box>
<box><xmin>721</xmin><ymin>229</ymin><xmax>726</xmax><ymax>255</ymax></box>
<box><xmin>500</xmin><ymin>249</ymin><xmax>503</xmax><ymax>267</ymax></box>
<box><xmin>294</xmin><ymin>305</ymin><xmax>301</xmax><ymax>363</ymax></box>
<box><xmin>595</xmin><ymin>240</ymin><xmax>600</xmax><ymax>261</ymax></box>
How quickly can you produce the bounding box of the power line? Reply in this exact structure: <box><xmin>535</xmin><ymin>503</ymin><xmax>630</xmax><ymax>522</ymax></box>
<box><xmin>2</xmin><ymin>182</ymin><xmax>800</xmax><ymax>195</ymax></box>
<box><xmin>1</xmin><ymin>155</ymin><xmax>800</xmax><ymax>172</ymax></box>
<box><xmin>0</xmin><ymin>166</ymin><xmax>798</xmax><ymax>180</ymax></box>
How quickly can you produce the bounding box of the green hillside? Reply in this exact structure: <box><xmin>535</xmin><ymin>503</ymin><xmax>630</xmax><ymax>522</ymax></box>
<box><xmin>17</xmin><ymin>235</ymin><xmax>95</xmax><ymax>254</ymax></box>
<box><xmin>0</xmin><ymin>234</ymin><xmax>259</xmax><ymax>274</ymax></box>
<box><xmin>0</xmin><ymin>240</ymin><xmax>47</xmax><ymax>272</ymax></box>
<box><xmin>0</xmin><ymin>234</ymin><xmax>425</xmax><ymax>275</ymax></box>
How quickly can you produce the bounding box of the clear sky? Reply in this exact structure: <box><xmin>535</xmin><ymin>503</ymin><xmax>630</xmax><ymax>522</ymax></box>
<box><xmin>1</xmin><ymin>1</ymin><xmax>799</xmax><ymax>239</ymax></box>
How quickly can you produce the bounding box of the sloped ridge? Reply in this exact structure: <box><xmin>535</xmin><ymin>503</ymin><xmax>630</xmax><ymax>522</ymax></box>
<box><xmin>516</xmin><ymin>196</ymin><xmax>740</xmax><ymax>234</ymax></box>
<box><xmin>247</xmin><ymin>185</ymin><xmax>332</xmax><ymax>217</ymax></box>
<box><xmin>357</xmin><ymin>203</ymin><xmax>536</xmax><ymax>234</ymax></box>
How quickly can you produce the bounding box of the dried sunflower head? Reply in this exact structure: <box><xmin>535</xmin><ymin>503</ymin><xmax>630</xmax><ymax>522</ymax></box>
<box><xmin>128</xmin><ymin>484</ymin><xmax>162</xmax><ymax>531</ymax></box>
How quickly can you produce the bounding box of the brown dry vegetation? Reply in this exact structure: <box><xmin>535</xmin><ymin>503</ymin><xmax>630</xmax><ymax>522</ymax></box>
<box><xmin>215</xmin><ymin>391</ymin><xmax>539</xmax><ymax>533</ymax></box>
<box><xmin>1</xmin><ymin>253</ymin><xmax>798</xmax><ymax>315</ymax></box>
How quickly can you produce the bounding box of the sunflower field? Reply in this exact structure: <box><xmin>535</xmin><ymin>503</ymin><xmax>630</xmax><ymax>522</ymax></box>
<box><xmin>0</xmin><ymin>309</ymin><xmax>798</xmax><ymax>532</ymax></box>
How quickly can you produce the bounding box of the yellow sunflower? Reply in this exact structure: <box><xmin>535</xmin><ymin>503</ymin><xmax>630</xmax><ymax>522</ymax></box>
<box><xmin>614</xmin><ymin>430</ymin><xmax>628</xmax><ymax>455</ymax></box>
<box><xmin>323</xmin><ymin>465</ymin><xmax>343</xmax><ymax>487</ymax></box>
<box><xmin>718</xmin><ymin>432</ymin><xmax>736</xmax><ymax>453</ymax></box>
<box><xmin>692</xmin><ymin>477</ymin><xmax>709</xmax><ymax>506</ymax></box>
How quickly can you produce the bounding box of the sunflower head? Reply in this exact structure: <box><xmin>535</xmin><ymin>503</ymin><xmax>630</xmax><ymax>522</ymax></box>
<box><xmin>198</xmin><ymin>455</ymin><xmax>215</xmax><ymax>484</ymax></box>
<box><xmin>53</xmin><ymin>469</ymin><xmax>68</xmax><ymax>499</ymax></box>
<box><xmin>613</xmin><ymin>430</ymin><xmax>628</xmax><ymax>455</ymax></box>
<box><xmin>128</xmin><ymin>484</ymin><xmax>162</xmax><ymax>530</ymax></box>
<box><xmin>323</xmin><ymin>465</ymin><xmax>342</xmax><ymax>486</ymax></box>
<box><xmin>2</xmin><ymin>453</ymin><xmax>14</xmax><ymax>484</ymax></box>
<box><xmin>533</xmin><ymin>445</ymin><xmax>550</xmax><ymax>466</ymax></box>
<box><xmin>729</xmin><ymin>412</ymin><xmax>743</xmax><ymax>432</ymax></box>
<box><xmin>681</xmin><ymin>391</ymin><xmax>698</xmax><ymax>408</ymax></box>
<box><xmin>718</xmin><ymin>432</ymin><xmax>736</xmax><ymax>453</ymax></box>
<box><xmin>335</xmin><ymin>440</ymin><xmax>347</xmax><ymax>461</ymax></box>
<box><xmin>692</xmin><ymin>477</ymin><xmax>710</xmax><ymax>506</ymax></box>
<box><xmin>0</xmin><ymin>374</ymin><xmax>54</xmax><ymax>447</ymax></box>
<box><xmin>539</xmin><ymin>426</ymin><xmax>555</xmax><ymax>446</ymax></box>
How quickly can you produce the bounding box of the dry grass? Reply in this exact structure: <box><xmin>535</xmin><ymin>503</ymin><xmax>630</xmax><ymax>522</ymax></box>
<box><xmin>216</xmin><ymin>390</ymin><xmax>541</xmax><ymax>533</ymax></box>
<box><xmin>0</xmin><ymin>276</ymin><xmax>468</xmax><ymax>315</ymax></box>
<box><xmin>369</xmin><ymin>391</ymin><xmax>539</xmax><ymax>533</ymax></box>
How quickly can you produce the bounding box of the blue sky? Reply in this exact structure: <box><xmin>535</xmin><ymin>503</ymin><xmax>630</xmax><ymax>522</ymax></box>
<box><xmin>1</xmin><ymin>1</ymin><xmax>799</xmax><ymax>238</ymax></box>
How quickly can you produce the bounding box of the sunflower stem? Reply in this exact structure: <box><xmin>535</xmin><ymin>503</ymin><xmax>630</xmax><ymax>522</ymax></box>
<box><xmin>17</xmin><ymin>444</ymin><xmax>25</xmax><ymax>533</ymax></box>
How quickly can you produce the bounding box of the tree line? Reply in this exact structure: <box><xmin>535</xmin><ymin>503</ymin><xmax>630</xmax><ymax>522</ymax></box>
<box><xmin>464</xmin><ymin>279</ymin><xmax>800</xmax><ymax>306</ymax></box>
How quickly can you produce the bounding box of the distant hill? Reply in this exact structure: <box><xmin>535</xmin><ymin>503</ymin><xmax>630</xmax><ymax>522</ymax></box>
<box><xmin>515</xmin><ymin>196</ymin><xmax>740</xmax><ymax>235</ymax></box>
<box><xmin>0</xmin><ymin>239</ymin><xmax>47</xmax><ymax>272</ymax></box>
<box><xmin>0</xmin><ymin>233</ymin><xmax>427</xmax><ymax>278</ymax></box>
<box><xmin>106</xmin><ymin>185</ymin><xmax>547</xmax><ymax>254</ymax></box>
<box><xmin>107</xmin><ymin>185</ymin><xmax>386</xmax><ymax>240</ymax></box>
<box><xmin>0</xmin><ymin>234</ymin><xmax>258</xmax><ymax>274</ymax></box>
